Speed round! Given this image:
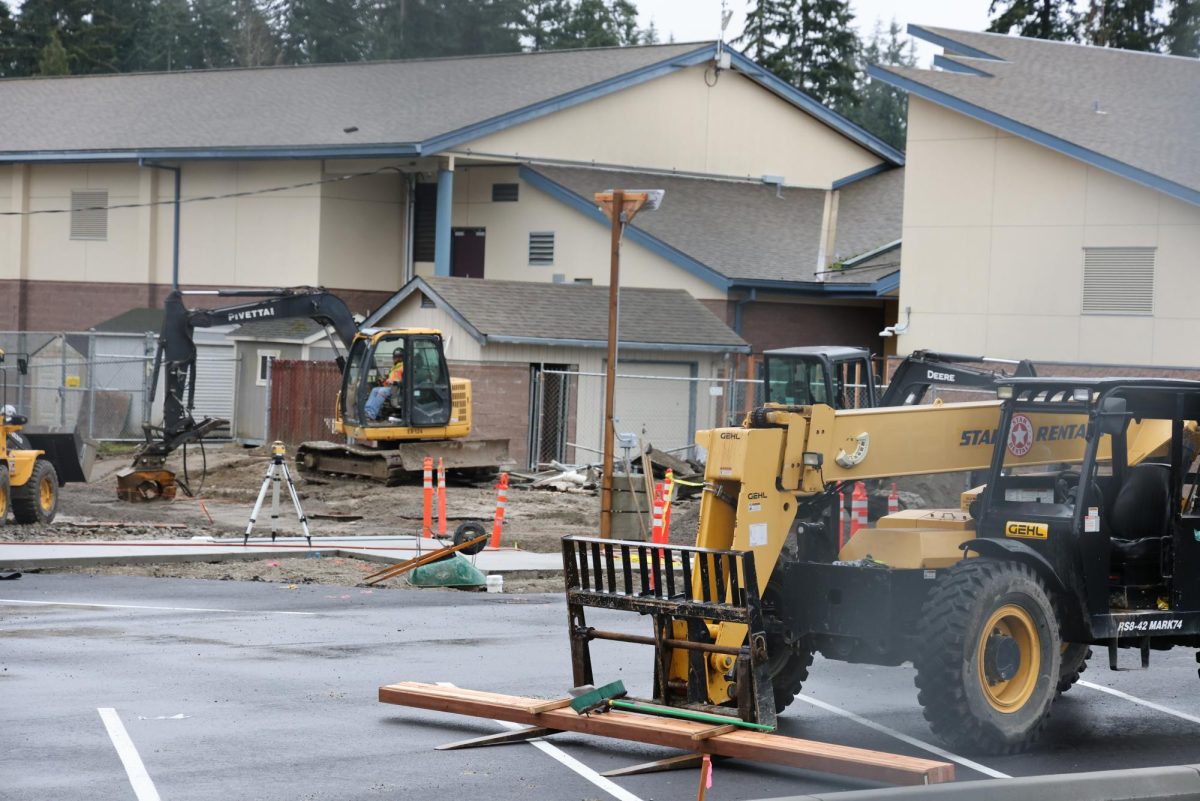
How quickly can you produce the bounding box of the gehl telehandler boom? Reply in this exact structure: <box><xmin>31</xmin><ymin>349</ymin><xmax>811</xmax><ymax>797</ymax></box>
<box><xmin>564</xmin><ymin>379</ymin><xmax>1199</xmax><ymax>754</ymax></box>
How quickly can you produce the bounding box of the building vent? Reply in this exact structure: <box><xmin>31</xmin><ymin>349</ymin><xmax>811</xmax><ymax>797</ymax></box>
<box><xmin>70</xmin><ymin>190</ymin><xmax>108</xmax><ymax>241</ymax></box>
<box><xmin>492</xmin><ymin>183</ymin><xmax>519</xmax><ymax>202</ymax></box>
<box><xmin>420</xmin><ymin>293</ymin><xmax>435</xmax><ymax>309</ymax></box>
<box><xmin>1082</xmin><ymin>247</ymin><xmax>1155</xmax><ymax>315</ymax></box>
<box><xmin>529</xmin><ymin>231</ymin><xmax>555</xmax><ymax>266</ymax></box>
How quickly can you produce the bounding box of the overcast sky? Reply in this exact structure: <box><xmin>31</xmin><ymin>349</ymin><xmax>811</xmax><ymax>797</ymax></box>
<box><xmin>635</xmin><ymin>0</ymin><xmax>995</xmax><ymax>65</ymax></box>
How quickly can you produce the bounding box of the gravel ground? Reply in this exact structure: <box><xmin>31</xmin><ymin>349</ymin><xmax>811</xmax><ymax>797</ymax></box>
<box><xmin>10</xmin><ymin>443</ymin><xmax>701</xmax><ymax>593</ymax></box>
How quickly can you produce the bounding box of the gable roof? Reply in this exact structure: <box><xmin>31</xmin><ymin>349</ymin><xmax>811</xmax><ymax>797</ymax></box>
<box><xmin>870</xmin><ymin>27</ymin><xmax>1200</xmax><ymax>207</ymax></box>
<box><xmin>229</xmin><ymin>317</ymin><xmax>330</xmax><ymax>343</ymax></box>
<box><xmin>89</xmin><ymin>307</ymin><xmax>165</xmax><ymax>334</ymax></box>
<box><xmin>366</xmin><ymin>276</ymin><xmax>749</xmax><ymax>353</ymax></box>
<box><xmin>522</xmin><ymin>164</ymin><xmax>902</xmax><ymax>295</ymax></box>
<box><xmin>0</xmin><ymin>42</ymin><xmax>900</xmax><ymax>165</ymax></box>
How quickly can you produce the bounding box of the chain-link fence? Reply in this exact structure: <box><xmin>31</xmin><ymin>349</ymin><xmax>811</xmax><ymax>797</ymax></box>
<box><xmin>529</xmin><ymin>368</ymin><xmax>764</xmax><ymax>468</ymax></box>
<box><xmin>0</xmin><ymin>331</ymin><xmax>239</xmax><ymax>441</ymax></box>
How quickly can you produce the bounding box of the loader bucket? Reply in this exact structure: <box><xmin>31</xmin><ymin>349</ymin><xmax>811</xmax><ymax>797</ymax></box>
<box><xmin>24</xmin><ymin>431</ymin><xmax>91</xmax><ymax>483</ymax></box>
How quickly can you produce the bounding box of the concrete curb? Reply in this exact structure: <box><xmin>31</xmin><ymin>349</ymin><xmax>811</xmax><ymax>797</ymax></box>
<box><xmin>756</xmin><ymin>764</ymin><xmax>1200</xmax><ymax>801</ymax></box>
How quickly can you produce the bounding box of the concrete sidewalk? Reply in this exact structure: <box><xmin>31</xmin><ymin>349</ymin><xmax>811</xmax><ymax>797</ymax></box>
<box><xmin>0</xmin><ymin>534</ymin><xmax>563</xmax><ymax>573</ymax></box>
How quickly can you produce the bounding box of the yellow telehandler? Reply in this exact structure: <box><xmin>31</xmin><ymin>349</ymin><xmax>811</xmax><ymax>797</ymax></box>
<box><xmin>562</xmin><ymin>378</ymin><xmax>1198</xmax><ymax>754</ymax></box>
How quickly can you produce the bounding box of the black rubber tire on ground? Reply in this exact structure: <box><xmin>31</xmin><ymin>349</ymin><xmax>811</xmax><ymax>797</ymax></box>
<box><xmin>453</xmin><ymin>521</ymin><xmax>489</xmax><ymax>555</ymax></box>
<box><xmin>12</xmin><ymin>458</ymin><xmax>58</xmax><ymax>524</ymax></box>
<box><xmin>1057</xmin><ymin>643</ymin><xmax>1091</xmax><ymax>694</ymax></box>
<box><xmin>767</xmin><ymin>644</ymin><xmax>814</xmax><ymax>713</ymax></box>
<box><xmin>0</xmin><ymin>463</ymin><xmax>9</xmax><ymax>526</ymax></box>
<box><xmin>913</xmin><ymin>558</ymin><xmax>1061</xmax><ymax>755</ymax></box>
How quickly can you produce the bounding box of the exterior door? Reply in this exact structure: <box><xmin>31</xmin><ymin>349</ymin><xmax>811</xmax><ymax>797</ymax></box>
<box><xmin>451</xmin><ymin>227</ymin><xmax>485</xmax><ymax>278</ymax></box>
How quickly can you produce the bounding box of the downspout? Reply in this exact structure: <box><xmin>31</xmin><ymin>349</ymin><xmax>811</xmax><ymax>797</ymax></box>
<box><xmin>140</xmin><ymin>160</ymin><xmax>182</xmax><ymax>290</ymax></box>
<box><xmin>404</xmin><ymin>173</ymin><xmax>416</xmax><ymax>283</ymax></box>
<box><xmin>733</xmin><ymin>288</ymin><xmax>757</xmax><ymax>336</ymax></box>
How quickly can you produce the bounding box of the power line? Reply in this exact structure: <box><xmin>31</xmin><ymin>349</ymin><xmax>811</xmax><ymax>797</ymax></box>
<box><xmin>0</xmin><ymin>165</ymin><xmax>405</xmax><ymax>216</ymax></box>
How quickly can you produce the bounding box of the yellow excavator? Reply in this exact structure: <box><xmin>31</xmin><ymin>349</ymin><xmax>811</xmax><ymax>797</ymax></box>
<box><xmin>119</xmin><ymin>288</ymin><xmax>507</xmax><ymax>500</ymax></box>
<box><xmin>563</xmin><ymin>378</ymin><xmax>1199</xmax><ymax>753</ymax></box>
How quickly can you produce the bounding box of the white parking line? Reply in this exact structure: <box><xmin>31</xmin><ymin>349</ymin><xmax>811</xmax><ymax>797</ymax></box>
<box><xmin>1079</xmin><ymin>680</ymin><xmax>1200</xmax><ymax>725</ymax></box>
<box><xmin>0</xmin><ymin>599</ymin><xmax>315</xmax><ymax>615</ymax></box>
<box><xmin>435</xmin><ymin>682</ymin><xmax>644</xmax><ymax>801</ymax></box>
<box><xmin>98</xmin><ymin>708</ymin><xmax>162</xmax><ymax>801</ymax></box>
<box><xmin>792</xmin><ymin>694</ymin><xmax>1011</xmax><ymax>779</ymax></box>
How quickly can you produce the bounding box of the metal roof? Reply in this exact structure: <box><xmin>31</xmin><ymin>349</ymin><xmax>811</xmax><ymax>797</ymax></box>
<box><xmin>367</xmin><ymin>276</ymin><xmax>749</xmax><ymax>353</ymax></box>
<box><xmin>871</xmin><ymin>27</ymin><xmax>1200</xmax><ymax>207</ymax></box>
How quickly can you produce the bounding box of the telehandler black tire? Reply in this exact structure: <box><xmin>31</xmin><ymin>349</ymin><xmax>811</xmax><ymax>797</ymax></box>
<box><xmin>914</xmin><ymin>559</ymin><xmax>1060</xmax><ymax>754</ymax></box>
<box><xmin>12</xmin><ymin>458</ymin><xmax>58</xmax><ymax>524</ymax></box>
<box><xmin>0</xmin><ymin>464</ymin><xmax>9</xmax><ymax>526</ymax></box>
<box><xmin>768</xmin><ymin>647</ymin><xmax>814</xmax><ymax>712</ymax></box>
<box><xmin>1057</xmin><ymin>644</ymin><xmax>1091</xmax><ymax>694</ymax></box>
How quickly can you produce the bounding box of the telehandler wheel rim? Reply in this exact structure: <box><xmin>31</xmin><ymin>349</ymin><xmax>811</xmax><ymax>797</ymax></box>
<box><xmin>39</xmin><ymin>476</ymin><xmax>54</xmax><ymax>511</ymax></box>
<box><xmin>976</xmin><ymin>604</ymin><xmax>1041</xmax><ymax>713</ymax></box>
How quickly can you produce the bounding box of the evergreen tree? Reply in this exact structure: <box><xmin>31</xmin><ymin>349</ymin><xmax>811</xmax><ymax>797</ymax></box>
<box><xmin>987</xmin><ymin>0</ymin><xmax>1080</xmax><ymax>40</ymax></box>
<box><xmin>520</xmin><ymin>0</ymin><xmax>574</xmax><ymax>51</ymax></box>
<box><xmin>37</xmin><ymin>28</ymin><xmax>70</xmax><ymax>74</ymax></box>
<box><xmin>14</xmin><ymin>0</ymin><xmax>120</xmax><ymax>75</ymax></box>
<box><xmin>1163</xmin><ymin>0</ymin><xmax>1200</xmax><ymax>55</ymax></box>
<box><xmin>280</xmin><ymin>0</ymin><xmax>369</xmax><ymax>64</ymax></box>
<box><xmin>736</xmin><ymin>0</ymin><xmax>859</xmax><ymax>112</ymax></box>
<box><xmin>231</xmin><ymin>0</ymin><xmax>282</xmax><ymax>66</ymax></box>
<box><xmin>845</xmin><ymin>19</ymin><xmax>914</xmax><ymax>151</ymax></box>
<box><xmin>733</xmin><ymin>0</ymin><xmax>791</xmax><ymax>74</ymax></box>
<box><xmin>1082</xmin><ymin>0</ymin><xmax>1162</xmax><ymax>50</ymax></box>
<box><xmin>191</xmin><ymin>0</ymin><xmax>242</xmax><ymax>68</ymax></box>
<box><xmin>0</xmin><ymin>0</ymin><xmax>18</xmax><ymax>77</ymax></box>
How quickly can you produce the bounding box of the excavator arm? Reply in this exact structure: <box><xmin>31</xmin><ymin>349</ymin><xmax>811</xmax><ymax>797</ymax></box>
<box><xmin>119</xmin><ymin>287</ymin><xmax>358</xmax><ymax>501</ymax></box>
<box><xmin>878</xmin><ymin>350</ymin><xmax>1037</xmax><ymax>406</ymax></box>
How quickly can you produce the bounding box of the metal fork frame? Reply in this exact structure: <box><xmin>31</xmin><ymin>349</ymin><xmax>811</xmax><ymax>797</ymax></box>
<box><xmin>562</xmin><ymin>535</ymin><xmax>777</xmax><ymax>729</ymax></box>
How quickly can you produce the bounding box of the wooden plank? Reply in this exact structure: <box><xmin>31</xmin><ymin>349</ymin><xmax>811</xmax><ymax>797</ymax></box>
<box><xmin>528</xmin><ymin>698</ymin><xmax>573</xmax><ymax>714</ymax></box>
<box><xmin>691</xmin><ymin>724</ymin><xmax>737</xmax><ymax>741</ymax></box>
<box><xmin>378</xmin><ymin>682</ymin><xmax>953</xmax><ymax>787</ymax></box>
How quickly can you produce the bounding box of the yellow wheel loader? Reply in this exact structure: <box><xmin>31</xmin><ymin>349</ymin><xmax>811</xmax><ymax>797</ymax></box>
<box><xmin>563</xmin><ymin>378</ymin><xmax>1198</xmax><ymax>754</ymax></box>
<box><xmin>0</xmin><ymin>349</ymin><xmax>61</xmax><ymax>525</ymax></box>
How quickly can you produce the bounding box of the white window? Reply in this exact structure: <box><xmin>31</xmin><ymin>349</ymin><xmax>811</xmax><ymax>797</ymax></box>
<box><xmin>1082</xmin><ymin>247</ymin><xmax>1155</xmax><ymax>315</ymax></box>
<box><xmin>256</xmin><ymin>350</ymin><xmax>281</xmax><ymax>386</ymax></box>
<box><xmin>529</xmin><ymin>231</ymin><xmax>555</xmax><ymax>266</ymax></box>
<box><xmin>70</xmin><ymin>190</ymin><xmax>108</xmax><ymax>241</ymax></box>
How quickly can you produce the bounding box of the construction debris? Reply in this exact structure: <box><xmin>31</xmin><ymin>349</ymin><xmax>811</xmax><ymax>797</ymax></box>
<box><xmin>378</xmin><ymin>681</ymin><xmax>954</xmax><ymax>786</ymax></box>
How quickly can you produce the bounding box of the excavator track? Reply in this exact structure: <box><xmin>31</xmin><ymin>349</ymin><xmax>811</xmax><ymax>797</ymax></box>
<box><xmin>296</xmin><ymin>439</ymin><xmax>509</xmax><ymax>485</ymax></box>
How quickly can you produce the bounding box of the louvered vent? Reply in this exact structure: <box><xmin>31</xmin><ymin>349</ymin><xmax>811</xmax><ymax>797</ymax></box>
<box><xmin>492</xmin><ymin>183</ymin><xmax>519</xmax><ymax>202</ymax></box>
<box><xmin>420</xmin><ymin>292</ymin><xmax>435</xmax><ymax>309</ymax></box>
<box><xmin>1081</xmin><ymin>247</ymin><xmax>1155</xmax><ymax>315</ymax></box>
<box><xmin>529</xmin><ymin>231</ymin><xmax>555</xmax><ymax>266</ymax></box>
<box><xmin>70</xmin><ymin>190</ymin><xmax>108</xmax><ymax>241</ymax></box>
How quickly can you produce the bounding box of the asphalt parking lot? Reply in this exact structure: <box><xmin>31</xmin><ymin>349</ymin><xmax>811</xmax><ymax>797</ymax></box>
<box><xmin>4</xmin><ymin>573</ymin><xmax>1200</xmax><ymax>801</ymax></box>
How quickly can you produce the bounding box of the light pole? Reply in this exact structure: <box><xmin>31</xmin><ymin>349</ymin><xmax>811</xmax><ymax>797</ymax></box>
<box><xmin>593</xmin><ymin>188</ymin><xmax>664</xmax><ymax>539</ymax></box>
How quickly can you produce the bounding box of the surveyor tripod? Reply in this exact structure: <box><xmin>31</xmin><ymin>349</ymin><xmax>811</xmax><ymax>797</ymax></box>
<box><xmin>244</xmin><ymin>441</ymin><xmax>311</xmax><ymax>546</ymax></box>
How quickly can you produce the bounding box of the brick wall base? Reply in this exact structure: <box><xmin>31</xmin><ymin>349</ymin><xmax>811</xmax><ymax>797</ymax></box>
<box><xmin>451</xmin><ymin>362</ymin><xmax>531</xmax><ymax>468</ymax></box>
<box><xmin>699</xmin><ymin>298</ymin><xmax>886</xmax><ymax>355</ymax></box>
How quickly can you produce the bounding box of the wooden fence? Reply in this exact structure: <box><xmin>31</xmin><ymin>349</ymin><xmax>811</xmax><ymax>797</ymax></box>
<box><xmin>268</xmin><ymin>360</ymin><xmax>345</xmax><ymax>447</ymax></box>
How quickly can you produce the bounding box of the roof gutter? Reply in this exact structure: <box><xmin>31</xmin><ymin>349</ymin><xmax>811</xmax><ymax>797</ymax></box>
<box><xmin>483</xmin><ymin>333</ymin><xmax>750</xmax><ymax>354</ymax></box>
<box><xmin>730</xmin><ymin>272</ymin><xmax>899</xmax><ymax>297</ymax></box>
<box><xmin>0</xmin><ymin>143</ymin><xmax>422</xmax><ymax>164</ymax></box>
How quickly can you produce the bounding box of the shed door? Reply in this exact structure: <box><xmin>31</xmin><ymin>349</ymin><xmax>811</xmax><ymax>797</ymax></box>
<box><xmin>451</xmin><ymin>227</ymin><xmax>485</xmax><ymax>278</ymax></box>
<box><xmin>612</xmin><ymin>361</ymin><xmax>695</xmax><ymax>453</ymax></box>
<box><xmin>191</xmin><ymin>343</ymin><xmax>236</xmax><ymax>435</ymax></box>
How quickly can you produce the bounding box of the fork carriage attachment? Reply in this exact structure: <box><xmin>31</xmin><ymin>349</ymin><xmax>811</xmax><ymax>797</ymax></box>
<box><xmin>561</xmin><ymin>535</ymin><xmax>777</xmax><ymax>730</ymax></box>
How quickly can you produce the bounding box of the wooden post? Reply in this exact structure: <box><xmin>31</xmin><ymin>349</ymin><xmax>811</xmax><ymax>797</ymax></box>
<box><xmin>600</xmin><ymin>188</ymin><xmax>624</xmax><ymax>540</ymax></box>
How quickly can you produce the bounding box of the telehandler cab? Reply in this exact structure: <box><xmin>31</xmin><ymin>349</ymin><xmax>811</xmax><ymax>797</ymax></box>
<box><xmin>563</xmin><ymin>377</ymin><xmax>1200</xmax><ymax>754</ymax></box>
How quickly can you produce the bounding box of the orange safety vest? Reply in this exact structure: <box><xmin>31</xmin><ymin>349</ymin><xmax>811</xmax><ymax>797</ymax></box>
<box><xmin>387</xmin><ymin>363</ymin><xmax>404</xmax><ymax>384</ymax></box>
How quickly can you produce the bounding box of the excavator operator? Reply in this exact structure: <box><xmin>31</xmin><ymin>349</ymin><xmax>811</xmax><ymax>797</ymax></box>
<box><xmin>366</xmin><ymin>347</ymin><xmax>404</xmax><ymax>421</ymax></box>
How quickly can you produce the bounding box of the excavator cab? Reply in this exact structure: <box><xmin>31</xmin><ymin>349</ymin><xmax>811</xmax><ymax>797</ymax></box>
<box><xmin>763</xmin><ymin>346</ymin><xmax>878</xmax><ymax>409</ymax></box>
<box><xmin>341</xmin><ymin>330</ymin><xmax>453</xmax><ymax>429</ymax></box>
